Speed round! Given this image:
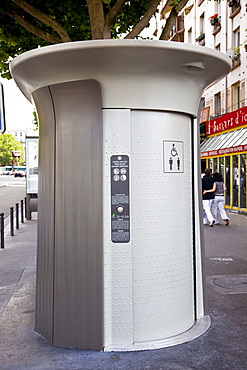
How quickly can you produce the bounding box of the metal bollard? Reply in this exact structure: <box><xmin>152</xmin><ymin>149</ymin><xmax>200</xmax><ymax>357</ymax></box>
<box><xmin>16</xmin><ymin>203</ymin><xmax>19</xmax><ymax>230</ymax></box>
<box><xmin>0</xmin><ymin>213</ymin><xmax>4</xmax><ymax>249</ymax></box>
<box><xmin>10</xmin><ymin>207</ymin><xmax>14</xmax><ymax>236</ymax></box>
<box><xmin>21</xmin><ymin>199</ymin><xmax>24</xmax><ymax>223</ymax></box>
<box><xmin>24</xmin><ymin>196</ymin><xmax>27</xmax><ymax>219</ymax></box>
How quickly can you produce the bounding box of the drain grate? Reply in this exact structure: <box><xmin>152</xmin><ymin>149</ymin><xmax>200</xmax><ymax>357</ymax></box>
<box><xmin>207</xmin><ymin>274</ymin><xmax>247</xmax><ymax>294</ymax></box>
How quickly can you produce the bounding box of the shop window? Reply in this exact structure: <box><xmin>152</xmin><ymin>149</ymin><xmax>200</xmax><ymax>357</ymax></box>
<box><xmin>208</xmin><ymin>158</ymin><xmax>213</xmax><ymax>171</ymax></box>
<box><xmin>225</xmin><ymin>156</ymin><xmax>230</xmax><ymax>206</ymax></box>
<box><xmin>232</xmin><ymin>155</ymin><xmax>239</xmax><ymax>207</ymax></box>
<box><xmin>213</xmin><ymin>158</ymin><xmax>218</xmax><ymax>173</ymax></box>
<box><xmin>219</xmin><ymin>157</ymin><xmax>224</xmax><ymax>179</ymax></box>
<box><xmin>240</xmin><ymin>154</ymin><xmax>246</xmax><ymax>209</ymax></box>
<box><xmin>201</xmin><ymin>159</ymin><xmax>206</xmax><ymax>174</ymax></box>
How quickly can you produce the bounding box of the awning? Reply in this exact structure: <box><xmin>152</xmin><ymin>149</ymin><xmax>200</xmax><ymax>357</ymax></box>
<box><xmin>200</xmin><ymin>126</ymin><xmax>247</xmax><ymax>158</ymax></box>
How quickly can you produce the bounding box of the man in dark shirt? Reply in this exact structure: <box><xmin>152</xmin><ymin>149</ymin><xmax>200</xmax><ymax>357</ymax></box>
<box><xmin>202</xmin><ymin>168</ymin><xmax>216</xmax><ymax>227</ymax></box>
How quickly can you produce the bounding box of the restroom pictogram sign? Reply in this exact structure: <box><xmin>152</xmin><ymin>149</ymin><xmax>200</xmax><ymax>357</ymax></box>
<box><xmin>163</xmin><ymin>140</ymin><xmax>184</xmax><ymax>173</ymax></box>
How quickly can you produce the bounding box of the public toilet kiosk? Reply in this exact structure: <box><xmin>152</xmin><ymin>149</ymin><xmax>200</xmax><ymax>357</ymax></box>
<box><xmin>10</xmin><ymin>40</ymin><xmax>231</xmax><ymax>351</ymax></box>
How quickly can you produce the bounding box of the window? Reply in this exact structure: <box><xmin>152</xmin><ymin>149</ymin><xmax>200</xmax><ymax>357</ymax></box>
<box><xmin>196</xmin><ymin>14</ymin><xmax>205</xmax><ymax>45</ymax></box>
<box><xmin>188</xmin><ymin>27</ymin><xmax>192</xmax><ymax>44</ymax></box>
<box><xmin>233</xmin><ymin>27</ymin><xmax>240</xmax><ymax>53</ymax></box>
<box><xmin>216</xmin><ymin>0</ymin><xmax>221</xmax><ymax>17</ymax></box>
<box><xmin>232</xmin><ymin>82</ymin><xmax>240</xmax><ymax>111</ymax></box>
<box><xmin>229</xmin><ymin>0</ymin><xmax>241</xmax><ymax>17</ymax></box>
<box><xmin>200</xmin><ymin>13</ymin><xmax>205</xmax><ymax>35</ymax></box>
<box><xmin>214</xmin><ymin>93</ymin><xmax>221</xmax><ymax>117</ymax></box>
<box><xmin>225</xmin><ymin>156</ymin><xmax>230</xmax><ymax>206</ymax></box>
<box><xmin>213</xmin><ymin>158</ymin><xmax>218</xmax><ymax>172</ymax></box>
<box><xmin>232</xmin><ymin>155</ymin><xmax>239</xmax><ymax>207</ymax></box>
<box><xmin>231</xmin><ymin>28</ymin><xmax>241</xmax><ymax>69</ymax></box>
<box><xmin>219</xmin><ymin>157</ymin><xmax>224</xmax><ymax>179</ymax></box>
<box><xmin>240</xmin><ymin>154</ymin><xmax>246</xmax><ymax>209</ymax></box>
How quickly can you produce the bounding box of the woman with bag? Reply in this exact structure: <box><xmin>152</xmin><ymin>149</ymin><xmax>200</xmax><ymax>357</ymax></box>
<box><xmin>212</xmin><ymin>172</ymin><xmax>230</xmax><ymax>226</ymax></box>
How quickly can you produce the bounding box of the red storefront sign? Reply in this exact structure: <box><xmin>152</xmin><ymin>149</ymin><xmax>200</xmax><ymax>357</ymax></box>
<box><xmin>206</xmin><ymin>106</ymin><xmax>247</xmax><ymax>136</ymax></box>
<box><xmin>201</xmin><ymin>144</ymin><xmax>247</xmax><ymax>158</ymax></box>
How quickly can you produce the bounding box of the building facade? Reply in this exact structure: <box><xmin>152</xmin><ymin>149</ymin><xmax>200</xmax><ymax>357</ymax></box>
<box><xmin>149</xmin><ymin>0</ymin><xmax>247</xmax><ymax>213</ymax></box>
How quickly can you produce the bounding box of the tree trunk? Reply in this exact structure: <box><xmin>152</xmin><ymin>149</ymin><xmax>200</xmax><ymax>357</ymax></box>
<box><xmin>86</xmin><ymin>0</ymin><xmax>105</xmax><ymax>40</ymax></box>
<box><xmin>159</xmin><ymin>0</ymin><xmax>189</xmax><ymax>41</ymax></box>
<box><xmin>124</xmin><ymin>0</ymin><xmax>161</xmax><ymax>39</ymax></box>
<box><xmin>103</xmin><ymin>0</ymin><xmax>126</xmax><ymax>39</ymax></box>
<box><xmin>10</xmin><ymin>0</ymin><xmax>71</xmax><ymax>42</ymax></box>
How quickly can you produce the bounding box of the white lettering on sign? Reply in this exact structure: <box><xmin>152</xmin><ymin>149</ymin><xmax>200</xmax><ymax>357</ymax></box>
<box><xmin>210</xmin><ymin>257</ymin><xmax>233</xmax><ymax>262</ymax></box>
<box><xmin>206</xmin><ymin>106</ymin><xmax>247</xmax><ymax>135</ymax></box>
<box><xmin>163</xmin><ymin>141</ymin><xmax>184</xmax><ymax>173</ymax></box>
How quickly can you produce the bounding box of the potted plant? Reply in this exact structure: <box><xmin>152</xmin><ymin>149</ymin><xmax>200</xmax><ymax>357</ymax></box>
<box><xmin>227</xmin><ymin>0</ymin><xmax>240</xmax><ymax>8</ymax></box>
<box><xmin>209</xmin><ymin>14</ymin><xmax>218</xmax><ymax>26</ymax></box>
<box><xmin>196</xmin><ymin>33</ymin><xmax>205</xmax><ymax>43</ymax></box>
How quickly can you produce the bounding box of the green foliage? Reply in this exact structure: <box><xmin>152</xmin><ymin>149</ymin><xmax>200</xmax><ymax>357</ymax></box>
<box><xmin>0</xmin><ymin>133</ymin><xmax>24</xmax><ymax>166</ymax></box>
<box><xmin>32</xmin><ymin>110</ymin><xmax>38</xmax><ymax>131</ymax></box>
<box><xmin>0</xmin><ymin>0</ymin><xmax>156</xmax><ymax>77</ymax></box>
<box><xmin>112</xmin><ymin>0</ymin><xmax>155</xmax><ymax>37</ymax></box>
<box><xmin>0</xmin><ymin>0</ymin><xmax>91</xmax><ymax>77</ymax></box>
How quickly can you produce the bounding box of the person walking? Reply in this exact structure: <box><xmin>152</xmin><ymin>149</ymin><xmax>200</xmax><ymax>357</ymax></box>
<box><xmin>202</xmin><ymin>168</ymin><xmax>216</xmax><ymax>227</ymax></box>
<box><xmin>211</xmin><ymin>172</ymin><xmax>230</xmax><ymax>226</ymax></box>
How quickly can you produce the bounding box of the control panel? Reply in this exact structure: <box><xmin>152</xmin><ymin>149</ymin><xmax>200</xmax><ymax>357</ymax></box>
<box><xmin>111</xmin><ymin>155</ymin><xmax>130</xmax><ymax>243</ymax></box>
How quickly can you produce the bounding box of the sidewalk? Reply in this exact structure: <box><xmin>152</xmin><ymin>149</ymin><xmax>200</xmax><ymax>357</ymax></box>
<box><xmin>0</xmin><ymin>212</ymin><xmax>246</xmax><ymax>369</ymax></box>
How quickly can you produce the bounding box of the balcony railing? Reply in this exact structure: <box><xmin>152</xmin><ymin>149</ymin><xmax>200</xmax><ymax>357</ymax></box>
<box><xmin>228</xmin><ymin>0</ymin><xmax>241</xmax><ymax>16</ymax></box>
<box><xmin>231</xmin><ymin>54</ymin><xmax>241</xmax><ymax>69</ymax></box>
<box><xmin>208</xmin><ymin>99</ymin><xmax>247</xmax><ymax>121</ymax></box>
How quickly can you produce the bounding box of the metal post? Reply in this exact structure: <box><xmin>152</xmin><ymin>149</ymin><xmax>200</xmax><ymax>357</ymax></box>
<box><xmin>24</xmin><ymin>196</ymin><xmax>27</xmax><ymax>219</ymax></box>
<box><xmin>0</xmin><ymin>213</ymin><xmax>4</xmax><ymax>249</ymax></box>
<box><xmin>21</xmin><ymin>199</ymin><xmax>24</xmax><ymax>223</ymax></box>
<box><xmin>16</xmin><ymin>203</ymin><xmax>19</xmax><ymax>230</ymax></box>
<box><xmin>10</xmin><ymin>207</ymin><xmax>14</xmax><ymax>236</ymax></box>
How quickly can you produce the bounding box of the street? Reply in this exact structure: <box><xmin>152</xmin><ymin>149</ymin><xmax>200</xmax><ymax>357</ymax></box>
<box><xmin>0</xmin><ymin>176</ymin><xmax>26</xmax><ymax>218</ymax></box>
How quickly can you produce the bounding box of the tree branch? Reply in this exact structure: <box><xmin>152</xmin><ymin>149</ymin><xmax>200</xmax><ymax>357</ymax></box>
<box><xmin>103</xmin><ymin>0</ymin><xmax>126</xmax><ymax>39</ymax></box>
<box><xmin>10</xmin><ymin>0</ymin><xmax>71</xmax><ymax>42</ymax></box>
<box><xmin>86</xmin><ymin>0</ymin><xmax>104</xmax><ymax>39</ymax></box>
<box><xmin>124</xmin><ymin>0</ymin><xmax>161</xmax><ymax>39</ymax></box>
<box><xmin>159</xmin><ymin>0</ymin><xmax>190</xmax><ymax>40</ymax></box>
<box><xmin>6</xmin><ymin>8</ymin><xmax>62</xmax><ymax>43</ymax></box>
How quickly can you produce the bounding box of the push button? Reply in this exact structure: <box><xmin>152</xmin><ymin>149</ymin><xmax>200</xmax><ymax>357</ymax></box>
<box><xmin>117</xmin><ymin>206</ymin><xmax>124</xmax><ymax>213</ymax></box>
